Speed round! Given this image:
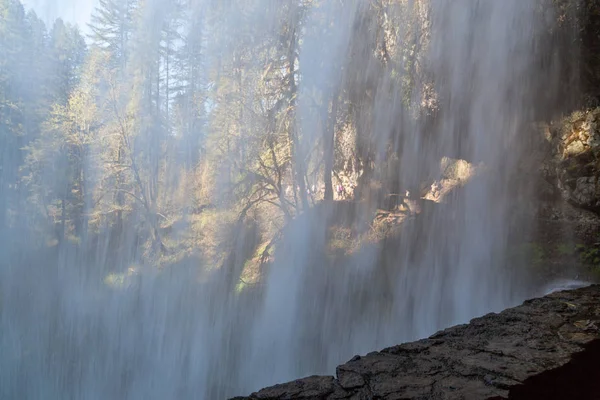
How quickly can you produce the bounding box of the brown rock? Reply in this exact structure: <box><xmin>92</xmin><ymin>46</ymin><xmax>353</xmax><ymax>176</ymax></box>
<box><xmin>545</xmin><ymin>109</ymin><xmax>600</xmax><ymax>212</ymax></box>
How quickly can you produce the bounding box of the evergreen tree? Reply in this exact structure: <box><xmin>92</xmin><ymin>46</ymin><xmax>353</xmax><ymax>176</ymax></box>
<box><xmin>88</xmin><ymin>0</ymin><xmax>136</xmax><ymax>66</ymax></box>
<box><xmin>48</xmin><ymin>19</ymin><xmax>87</xmax><ymax>105</ymax></box>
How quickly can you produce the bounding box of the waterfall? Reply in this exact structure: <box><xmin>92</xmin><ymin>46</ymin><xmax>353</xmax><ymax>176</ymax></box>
<box><xmin>0</xmin><ymin>0</ymin><xmax>579</xmax><ymax>399</ymax></box>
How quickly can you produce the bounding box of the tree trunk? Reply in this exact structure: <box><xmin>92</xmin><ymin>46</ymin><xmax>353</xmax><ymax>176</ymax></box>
<box><xmin>323</xmin><ymin>91</ymin><xmax>339</xmax><ymax>202</ymax></box>
<box><xmin>287</xmin><ymin>25</ymin><xmax>309</xmax><ymax>210</ymax></box>
<box><xmin>60</xmin><ymin>196</ymin><xmax>66</xmax><ymax>243</ymax></box>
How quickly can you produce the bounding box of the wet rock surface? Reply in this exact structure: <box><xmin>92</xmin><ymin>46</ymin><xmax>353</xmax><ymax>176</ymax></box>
<box><xmin>232</xmin><ymin>284</ymin><xmax>600</xmax><ymax>399</ymax></box>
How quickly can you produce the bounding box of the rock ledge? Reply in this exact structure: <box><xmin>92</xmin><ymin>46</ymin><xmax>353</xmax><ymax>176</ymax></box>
<box><xmin>232</xmin><ymin>285</ymin><xmax>600</xmax><ymax>399</ymax></box>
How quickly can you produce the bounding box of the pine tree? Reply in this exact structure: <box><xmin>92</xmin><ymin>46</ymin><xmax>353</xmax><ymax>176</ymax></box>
<box><xmin>0</xmin><ymin>0</ymin><xmax>37</xmax><ymax>231</ymax></box>
<box><xmin>48</xmin><ymin>19</ymin><xmax>86</xmax><ymax>105</ymax></box>
<box><xmin>88</xmin><ymin>0</ymin><xmax>136</xmax><ymax>66</ymax></box>
<box><xmin>173</xmin><ymin>0</ymin><xmax>207</xmax><ymax>168</ymax></box>
<box><xmin>21</xmin><ymin>18</ymin><xmax>89</xmax><ymax>242</ymax></box>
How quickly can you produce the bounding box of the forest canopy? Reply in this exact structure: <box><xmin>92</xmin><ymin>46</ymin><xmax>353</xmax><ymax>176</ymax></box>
<box><xmin>0</xmin><ymin>0</ymin><xmax>597</xmax><ymax>272</ymax></box>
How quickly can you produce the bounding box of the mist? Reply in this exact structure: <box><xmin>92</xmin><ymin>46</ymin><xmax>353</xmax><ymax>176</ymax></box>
<box><xmin>22</xmin><ymin>0</ymin><xmax>96</xmax><ymax>30</ymax></box>
<box><xmin>0</xmin><ymin>0</ymin><xmax>583</xmax><ymax>398</ymax></box>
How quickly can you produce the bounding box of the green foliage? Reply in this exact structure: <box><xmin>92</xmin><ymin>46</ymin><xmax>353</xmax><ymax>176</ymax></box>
<box><xmin>4</xmin><ymin>0</ymin><xmax>596</xmax><ymax>279</ymax></box>
<box><xmin>578</xmin><ymin>245</ymin><xmax>600</xmax><ymax>266</ymax></box>
<box><xmin>0</xmin><ymin>0</ymin><xmax>82</xmax><ymax>231</ymax></box>
<box><xmin>88</xmin><ymin>0</ymin><xmax>136</xmax><ymax>64</ymax></box>
<box><xmin>556</xmin><ymin>242</ymin><xmax>576</xmax><ymax>256</ymax></box>
<box><xmin>509</xmin><ymin>242</ymin><xmax>546</xmax><ymax>267</ymax></box>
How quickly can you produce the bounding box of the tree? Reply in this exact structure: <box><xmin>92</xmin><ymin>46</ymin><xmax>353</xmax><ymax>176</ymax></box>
<box><xmin>0</xmin><ymin>0</ymin><xmax>48</xmax><ymax>232</ymax></box>
<box><xmin>22</xmin><ymin>33</ymin><xmax>91</xmax><ymax>242</ymax></box>
<box><xmin>88</xmin><ymin>0</ymin><xmax>136</xmax><ymax>66</ymax></box>
<box><xmin>48</xmin><ymin>19</ymin><xmax>87</xmax><ymax>105</ymax></box>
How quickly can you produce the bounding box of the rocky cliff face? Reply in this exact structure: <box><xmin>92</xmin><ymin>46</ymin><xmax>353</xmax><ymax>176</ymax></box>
<box><xmin>232</xmin><ymin>284</ymin><xmax>600</xmax><ymax>400</ymax></box>
<box><xmin>544</xmin><ymin>108</ymin><xmax>600</xmax><ymax>213</ymax></box>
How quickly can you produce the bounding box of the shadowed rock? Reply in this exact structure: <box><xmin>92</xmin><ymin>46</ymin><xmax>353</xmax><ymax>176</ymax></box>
<box><xmin>232</xmin><ymin>284</ymin><xmax>600</xmax><ymax>399</ymax></box>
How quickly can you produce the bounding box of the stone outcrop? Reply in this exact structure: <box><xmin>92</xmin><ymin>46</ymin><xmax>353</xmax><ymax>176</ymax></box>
<box><xmin>544</xmin><ymin>108</ymin><xmax>600</xmax><ymax>213</ymax></box>
<box><xmin>232</xmin><ymin>284</ymin><xmax>600</xmax><ymax>399</ymax></box>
